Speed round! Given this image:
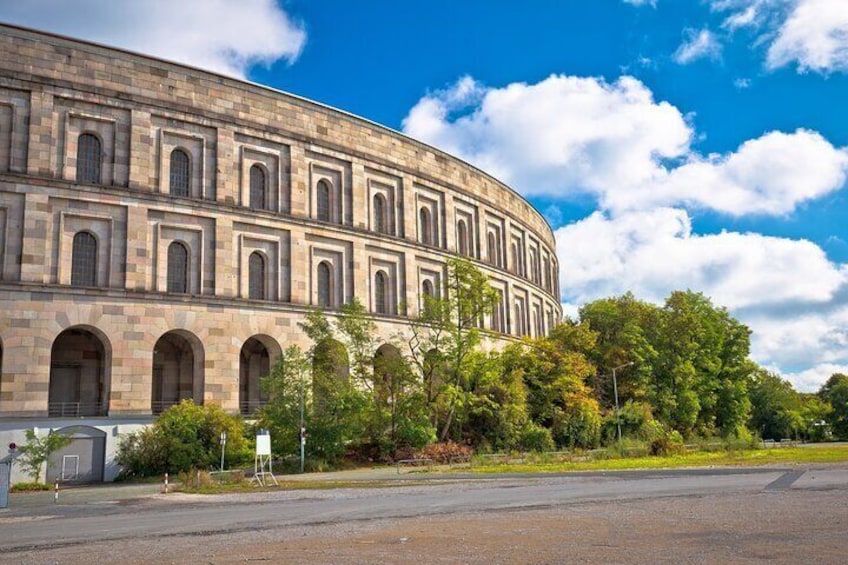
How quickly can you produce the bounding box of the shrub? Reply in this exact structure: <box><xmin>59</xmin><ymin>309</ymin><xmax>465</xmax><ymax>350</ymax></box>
<box><xmin>116</xmin><ymin>401</ymin><xmax>250</xmax><ymax>478</ymax></box>
<box><xmin>552</xmin><ymin>395</ymin><xmax>602</xmax><ymax>449</ymax></box>
<box><xmin>517</xmin><ymin>424</ymin><xmax>555</xmax><ymax>452</ymax></box>
<box><xmin>649</xmin><ymin>430</ymin><xmax>684</xmax><ymax>456</ymax></box>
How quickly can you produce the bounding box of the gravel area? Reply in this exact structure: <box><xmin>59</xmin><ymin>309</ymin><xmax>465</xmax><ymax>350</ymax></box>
<box><xmin>4</xmin><ymin>487</ymin><xmax>846</xmax><ymax>564</ymax></box>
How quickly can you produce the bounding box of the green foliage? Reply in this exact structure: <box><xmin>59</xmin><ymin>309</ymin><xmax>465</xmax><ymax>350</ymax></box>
<box><xmin>405</xmin><ymin>258</ymin><xmax>499</xmax><ymax>441</ymax></box>
<box><xmin>552</xmin><ymin>394</ymin><xmax>602</xmax><ymax>449</ymax></box>
<box><xmin>15</xmin><ymin>429</ymin><xmax>73</xmax><ymax>483</ymax></box>
<box><xmin>116</xmin><ymin>401</ymin><xmax>249</xmax><ymax>477</ymax></box>
<box><xmin>516</xmin><ymin>424</ymin><xmax>555</xmax><ymax>452</ymax></box>
<box><xmin>748</xmin><ymin>370</ymin><xmax>804</xmax><ymax>440</ymax></box>
<box><xmin>282</xmin><ymin>302</ymin><xmax>435</xmax><ymax>465</ymax></box>
<box><xmin>258</xmin><ymin>345</ymin><xmax>310</xmax><ymax>458</ymax></box>
<box><xmin>581</xmin><ymin>291</ymin><xmax>753</xmax><ymax>439</ymax></box>
<box><xmin>819</xmin><ymin>373</ymin><xmax>848</xmax><ymax>439</ymax></box>
<box><xmin>10</xmin><ymin>482</ymin><xmax>51</xmax><ymax>492</ymax></box>
<box><xmin>503</xmin><ymin>322</ymin><xmax>602</xmax><ymax>450</ymax></box>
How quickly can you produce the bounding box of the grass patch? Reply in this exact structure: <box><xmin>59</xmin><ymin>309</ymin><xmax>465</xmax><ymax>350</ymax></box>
<box><xmin>10</xmin><ymin>482</ymin><xmax>51</xmax><ymax>492</ymax></box>
<box><xmin>468</xmin><ymin>445</ymin><xmax>848</xmax><ymax>474</ymax></box>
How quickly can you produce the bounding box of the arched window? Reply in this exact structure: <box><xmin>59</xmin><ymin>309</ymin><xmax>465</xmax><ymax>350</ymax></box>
<box><xmin>169</xmin><ymin>148</ymin><xmax>190</xmax><ymax>197</ymax></box>
<box><xmin>373</xmin><ymin>194</ymin><xmax>387</xmax><ymax>234</ymax></box>
<box><xmin>511</xmin><ymin>242</ymin><xmax>521</xmax><ymax>275</ymax></box>
<box><xmin>492</xmin><ymin>297</ymin><xmax>504</xmax><ymax>332</ymax></box>
<box><xmin>374</xmin><ymin>270</ymin><xmax>388</xmax><ymax>314</ymax></box>
<box><xmin>488</xmin><ymin>232</ymin><xmax>498</xmax><ymax>266</ymax></box>
<box><xmin>71</xmin><ymin>231</ymin><xmax>97</xmax><ymax>287</ymax></box>
<box><xmin>249</xmin><ymin>164</ymin><xmax>266</xmax><ymax>210</ymax></box>
<box><xmin>248</xmin><ymin>251</ymin><xmax>266</xmax><ymax>300</ymax></box>
<box><xmin>419</xmin><ymin>207</ymin><xmax>432</xmax><ymax>245</ymax></box>
<box><xmin>76</xmin><ymin>133</ymin><xmax>101</xmax><ymax>185</ymax></box>
<box><xmin>167</xmin><ymin>241</ymin><xmax>189</xmax><ymax>294</ymax></box>
<box><xmin>457</xmin><ymin>220</ymin><xmax>468</xmax><ymax>256</ymax></box>
<box><xmin>530</xmin><ymin>251</ymin><xmax>539</xmax><ymax>283</ymax></box>
<box><xmin>317</xmin><ymin>179</ymin><xmax>331</xmax><ymax>222</ymax></box>
<box><xmin>422</xmin><ymin>279</ymin><xmax>434</xmax><ymax>298</ymax></box>
<box><xmin>514</xmin><ymin>303</ymin><xmax>526</xmax><ymax>336</ymax></box>
<box><xmin>317</xmin><ymin>261</ymin><xmax>333</xmax><ymax>307</ymax></box>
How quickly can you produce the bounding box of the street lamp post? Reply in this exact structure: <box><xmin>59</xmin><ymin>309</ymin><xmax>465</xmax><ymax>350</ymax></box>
<box><xmin>612</xmin><ymin>362</ymin><xmax>634</xmax><ymax>443</ymax></box>
<box><xmin>299</xmin><ymin>371</ymin><xmax>305</xmax><ymax>474</ymax></box>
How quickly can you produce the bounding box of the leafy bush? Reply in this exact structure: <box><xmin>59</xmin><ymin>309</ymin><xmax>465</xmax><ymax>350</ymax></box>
<box><xmin>552</xmin><ymin>394</ymin><xmax>601</xmax><ymax>449</ymax></box>
<box><xmin>649</xmin><ymin>430</ymin><xmax>684</xmax><ymax>456</ymax></box>
<box><xmin>517</xmin><ymin>424</ymin><xmax>555</xmax><ymax>452</ymax></box>
<box><xmin>117</xmin><ymin>401</ymin><xmax>250</xmax><ymax>477</ymax></box>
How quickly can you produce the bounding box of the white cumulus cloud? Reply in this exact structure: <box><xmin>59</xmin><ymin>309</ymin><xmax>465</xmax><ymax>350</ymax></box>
<box><xmin>555</xmin><ymin>208</ymin><xmax>848</xmax><ymax>391</ymax></box>
<box><xmin>555</xmin><ymin>208</ymin><xmax>847</xmax><ymax>310</ymax></box>
<box><xmin>615</xmin><ymin>129</ymin><xmax>848</xmax><ymax>215</ymax></box>
<box><xmin>674</xmin><ymin>28</ymin><xmax>723</xmax><ymax>64</ymax></box>
<box><xmin>403</xmin><ymin>76</ymin><xmax>848</xmax><ymax>216</ymax></box>
<box><xmin>715</xmin><ymin>0</ymin><xmax>848</xmax><ymax>74</ymax></box>
<box><xmin>0</xmin><ymin>0</ymin><xmax>307</xmax><ymax>78</ymax></box>
<box><xmin>767</xmin><ymin>0</ymin><xmax>848</xmax><ymax>72</ymax></box>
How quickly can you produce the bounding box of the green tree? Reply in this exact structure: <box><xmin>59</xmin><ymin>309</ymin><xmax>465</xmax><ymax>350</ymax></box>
<box><xmin>16</xmin><ymin>429</ymin><xmax>72</xmax><ymax>483</ymax></box>
<box><xmin>405</xmin><ymin>258</ymin><xmax>498</xmax><ymax>441</ymax></box>
<box><xmin>819</xmin><ymin>373</ymin><xmax>848</xmax><ymax>439</ymax></box>
<box><xmin>259</xmin><ymin>345</ymin><xmax>311</xmax><ymax>459</ymax></box>
<box><xmin>799</xmin><ymin>393</ymin><xmax>833</xmax><ymax>441</ymax></box>
<box><xmin>748</xmin><ymin>370</ymin><xmax>803</xmax><ymax>440</ymax></box>
<box><xmin>582</xmin><ymin>291</ymin><xmax>753</xmax><ymax>438</ymax></box>
<box><xmin>298</xmin><ymin>301</ymin><xmax>432</xmax><ymax>462</ymax></box>
<box><xmin>502</xmin><ymin>321</ymin><xmax>602</xmax><ymax>449</ymax></box>
<box><xmin>579</xmin><ymin>293</ymin><xmax>658</xmax><ymax>411</ymax></box>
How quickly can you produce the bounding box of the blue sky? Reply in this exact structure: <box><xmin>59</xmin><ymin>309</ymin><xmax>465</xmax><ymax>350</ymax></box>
<box><xmin>3</xmin><ymin>0</ymin><xmax>848</xmax><ymax>391</ymax></box>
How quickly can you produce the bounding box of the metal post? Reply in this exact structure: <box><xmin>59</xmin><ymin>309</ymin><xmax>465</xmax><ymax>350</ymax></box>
<box><xmin>299</xmin><ymin>374</ymin><xmax>305</xmax><ymax>473</ymax></box>
<box><xmin>220</xmin><ymin>431</ymin><xmax>227</xmax><ymax>472</ymax></box>
<box><xmin>613</xmin><ymin>366</ymin><xmax>622</xmax><ymax>443</ymax></box>
<box><xmin>612</xmin><ymin>361</ymin><xmax>634</xmax><ymax>443</ymax></box>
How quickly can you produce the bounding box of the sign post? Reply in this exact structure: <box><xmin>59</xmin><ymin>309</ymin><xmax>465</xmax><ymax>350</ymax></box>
<box><xmin>1</xmin><ymin>443</ymin><xmax>19</xmax><ymax>509</ymax></box>
<box><xmin>252</xmin><ymin>430</ymin><xmax>277</xmax><ymax>487</ymax></box>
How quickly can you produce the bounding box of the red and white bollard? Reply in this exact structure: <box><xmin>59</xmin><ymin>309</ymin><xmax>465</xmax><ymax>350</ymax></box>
<box><xmin>53</xmin><ymin>478</ymin><xmax>59</xmax><ymax>504</ymax></box>
<box><xmin>163</xmin><ymin>472</ymin><xmax>169</xmax><ymax>494</ymax></box>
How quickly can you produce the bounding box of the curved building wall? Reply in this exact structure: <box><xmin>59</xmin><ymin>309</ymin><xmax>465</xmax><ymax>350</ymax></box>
<box><xmin>0</xmin><ymin>24</ymin><xmax>561</xmax><ymax>421</ymax></box>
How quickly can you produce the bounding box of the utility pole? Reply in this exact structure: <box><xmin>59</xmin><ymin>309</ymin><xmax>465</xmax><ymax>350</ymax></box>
<box><xmin>612</xmin><ymin>362</ymin><xmax>635</xmax><ymax>443</ymax></box>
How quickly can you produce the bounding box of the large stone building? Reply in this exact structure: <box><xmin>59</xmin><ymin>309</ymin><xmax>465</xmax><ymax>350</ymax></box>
<box><xmin>0</xmin><ymin>24</ymin><xmax>560</xmax><ymax>482</ymax></box>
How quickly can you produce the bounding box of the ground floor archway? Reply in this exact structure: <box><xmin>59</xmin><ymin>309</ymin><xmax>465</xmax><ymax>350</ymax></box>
<box><xmin>152</xmin><ymin>330</ymin><xmax>204</xmax><ymax>414</ymax></box>
<box><xmin>239</xmin><ymin>335</ymin><xmax>281</xmax><ymax>415</ymax></box>
<box><xmin>48</xmin><ymin>328</ymin><xmax>110</xmax><ymax>417</ymax></box>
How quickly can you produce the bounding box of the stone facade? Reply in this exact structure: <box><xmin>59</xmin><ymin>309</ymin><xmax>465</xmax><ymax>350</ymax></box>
<box><xmin>0</xmin><ymin>23</ymin><xmax>561</xmax><ymax>429</ymax></box>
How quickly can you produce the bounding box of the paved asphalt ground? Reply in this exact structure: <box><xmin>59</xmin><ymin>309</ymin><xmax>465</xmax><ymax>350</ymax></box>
<box><xmin>1</xmin><ymin>464</ymin><xmax>846</xmax><ymax>563</ymax></box>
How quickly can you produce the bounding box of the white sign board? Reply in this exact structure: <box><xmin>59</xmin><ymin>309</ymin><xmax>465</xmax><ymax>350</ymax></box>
<box><xmin>256</xmin><ymin>433</ymin><xmax>271</xmax><ymax>456</ymax></box>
